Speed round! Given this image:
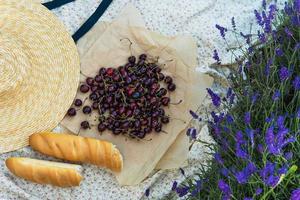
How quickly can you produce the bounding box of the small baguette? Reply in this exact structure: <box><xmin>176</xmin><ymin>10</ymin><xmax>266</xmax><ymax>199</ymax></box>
<box><xmin>6</xmin><ymin>157</ymin><xmax>83</xmax><ymax>187</ymax></box>
<box><xmin>29</xmin><ymin>132</ymin><xmax>123</xmax><ymax>172</ymax></box>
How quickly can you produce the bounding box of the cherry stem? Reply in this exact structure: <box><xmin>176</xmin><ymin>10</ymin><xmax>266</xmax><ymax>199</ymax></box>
<box><xmin>120</xmin><ymin>38</ymin><xmax>133</xmax><ymax>56</ymax></box>
<box><xmin>80</xmin><ymin>71</ymin><xmax>89</xmax><ymax>78</ymax></box>
<box><xmin>170</xmin><ymin>100</ymin><xmax>183</xmax><ymax>105</ymax></box>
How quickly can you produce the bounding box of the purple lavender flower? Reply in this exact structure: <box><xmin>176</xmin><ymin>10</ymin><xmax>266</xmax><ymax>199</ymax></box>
<box><xmin>244</xmin><ymin>112</ymin><xmax>251</xmax><ymax>125</ymax></box>
<box><xmin>235</xmin><ymin>131</ymin><xmax>249</xmax><ymax>159</ymax></box>
<box><xmin>251</xmin><ymin>92</ymin><xmax>260</xmax><ymax>104</ymax></box>
<box><xmin>221</xmin><ymin>168</ymin><xmax>229</xmax><ymax>176</ymax></box>
<box><xmin>214</xmin><ymin>153</ymin><xmax>224</xmax><ymax>165</ymax></box>
<box><xmin>285</xmin><ymin>27</ymin><xmax>293</xmax><ymax>37</ymax></box>
<box><xmin>226</xmin><ymin>114</ymin><xmax>234</xmax><ymax>124</ymax></box>
<box><xmin>284</xmin><ymin>152</ymin><xmax>293</xmax><ymax>160</ymax></box>
<box><xmin>291</xmin><ymin>15</ymin><xmax>300</xmax><ymax>26</ymax></box>
<box><xmin>268</xmin><ymin>4</ymin><xmax>277</xmax><ymax>20</ymax></box>
<box><xmin>235</xmin><ymin>162</ymin><xmax>257</xmax><ymax>184</ymax></box>
<box><xmin>296</xmin><ymin>108</ymin><xmax>300</xmax><ymax>118</ymax></box>
<box><xmin>246</xmin><ymin>128</ymin><xmax>255</xmax><ymax>148</ymax></box>
<box><xmin>176</xmin><ymin>186</ymin><xmax>189</xmax><ymax>197</ymax></box>
<box><xmin>171</xmin><ymin>181</ymin><xmax>178</xmax><ymax>191</ymax></box>
<box><xmin>262</xmin><ymin>0</ymin><xmax>266</xmax><ymax>10</ymax></box>
<box><xmin>216</xmin><ymin>24</ymin><xmax>228</xmax><ymax>38</ymax></box>
<box><xmin>258</xmin><ymin>31</ymin><xmax>267</xmax><ymax>43</ymax></box>
<box><xmin>231</xmin><ymin>17</ymin><xmax>236</xmax><ymax>31</ymax></box>
<box><xmin>207</xmin><ymin>88</ymin><xmax>221</xmax><ymax>107</ymax></box>
<box><xmin>257</xmin><ymin>144</ymin><xmax>264</xmax><ymax>153</ymax></box>
<box><xmin>284</xmin><ymin>2</ymin><xmax>293</xmax><ymax>15</ymax></box>
<box><xmin>218</xmin><ymin>179</ymin><xmax>231</xmax><ymax>195</ymax></box>
<box><xmin>189</xmin><ymin>110</ymin><xmax>199</xmax><ymax>119</ymax></box>
<box><xmin>213</xmin><ymin>49</ymin><xmax>221</xmax><ymax>64</ymax></box>
<box><xmin>255</xmin><ymin>188</ymin><xmax>263</xmax><ymax>195</ymax></box>
<box><xmin>244</xmin><ymin>198</ymin><xmax>253</xmax><ymax>200</ymax></box>
<box><xmin>191</xmin><ymin>129</ymin><xmax>197</xmax><ymax>140</ymax></box>
<box><xmin>279</xmin><ymin>66</ymin><xmax>290</xmax><ymax>81</ymax></box>
<box><xmin>254</xmin><ymin>10</ymin><xmax>264</xmax><ymax>26</ymax></box>
<box><xmin>294</xmin><ymin>0</ymin><xmax>300</xmax><ymax>13</ymax></box>
<box><xmin>293</xmin><ymin>76</ymin><xmax>300</xmax><ymax>90</ymax></box>
<box><xmin>145</xmin><ymin>188</ymin><xmax>150</xmax><ymax>197</ymax></box>
<box><xmin>260</xmin><ymin>161</ymin><xmax>280</xmax><ymax>187</ymax></box>
<box><xmin>190</xmin><ymin>180</ymin><xmax>202</xmax><ymax>197</ymax></box>
<box><xmin>186</xmin><ymin>128</ymin><xmax>191</xmax><ymax>136</ymax></box>
<box><xmin>211</xmin><ymin>111</ymin><xmax>225</xmax><ymax>124</ymax></box>
<box><xmin>278</xmin><ymin>164</ymin><xmax>288</xmax><ymax>174</ymax></box>
<box><xmin>277</xmin><ymin>115</ymin><xmax>285</xmax><ymax>129</ymax></box>
<box><xmin>291</xmin><ymin>188</ymin><xmax>300</xmax><ymax>200</ymax></box>
<box><xmin>295</xmin><ymin>43</ymin><xmax>300</xmax><ymax>50</ymax></box>
<box><xmin>275</xmin><ymin>48</ymin><xmax>284</xmax><ymax>56</ymax></box>
<box><xmin>265</xmin><ymin>125</ymin><xmax>295</xmax><ymax>155</ymax></box>
<box><xmin>265</xmin><ymin>58</ymin><xmax>273</xmax><ymax>76</ymax></box>
<box><xmin>272</xmin><ymin>90</ymin><xmax>281</xmax><ymax>101</ymax></box>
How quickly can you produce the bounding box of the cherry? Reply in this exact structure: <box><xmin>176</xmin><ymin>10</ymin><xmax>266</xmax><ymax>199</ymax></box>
<box><xmin>158</xmin><ymin>73</ymin><xmax>165</xmax><ymax>81</ymax></box>
<box><xmin>106</xmin><ymin>68</ymin><xmax>114</xmax><ymax>76</ymax></box>
<box><xmin>161</xmin><ymin>116</ymin><xmax>170</xmax><ymax>124</ymax></box>
<box><xmin>67</xmin><ymin>108</ymin><xmax>76</xmax><ymax>116</ymax></box>
<box><xmin>83</xmin><ymin>106</ymin><xmax>92</xmax><ymax>114</ymax></box>
<box><xmin>86</xmin><ymin>77</ymin><xmax>94</xmax><ymax>86</ymax></box>
<box><xmin>164</xmin><ymin>76</ymin><xmax>173</xmax><ymax>84</ymax></box>
<box><xmin>128</xmin><ymin>56</ymin><xmax>136</xmax><ymax>64</ymax></box>
<box><xmin>99</xmin><ymin>67</ymin><xmax>106</xmax><ymax>75</ymax></box>
<box><xmin>95</xmin><ymin>75</ymin><xmax>102</xmax><ymax>83</ymax></box>
<box><xmin>161</xmin><ymin>97</ymin><xmax>170</xmax><ymax>106</ymax></box>
<box><xmin>139</xmin><ymin>54</ymin><xmax>147</xmax><ymax>60</ymax></box>
<box><xmin>80</xmin><ymin>84</ymin><xmax>89</xmax><ymax>93</ymax></box>
<box><xmin>98</xmin><ymin>123</ymin><xmax>106</xmax><ymax>132</ymax></box>
<box><xmin>167</xmin><ymin>83</ymin><xmax>176</xmax><ymax>91</ymax></box>
<box><xmin>92</xmin><ymin>102</ymin><xmax>99</xmax><ymax>110</ymax></box>
<box><xmin>89</xmin><ymin>93</ymin><xmax>98</xmax><ymax>101</ymax></box>
<box><xmin>74</xmin><ymin>99</ymin><xmax>82</xmax><ymax>107</ymax></box>
<box><xmin>81</xmin><ymin>121</ymin><xmax>90</xmax><ymax>129</ymax></box>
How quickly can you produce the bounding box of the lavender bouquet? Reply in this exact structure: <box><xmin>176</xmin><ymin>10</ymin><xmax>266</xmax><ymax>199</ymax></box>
<box><xmin>164</xmin><ymin>0</ymin><xmax>300</xmax><ymax>199</ymax></box>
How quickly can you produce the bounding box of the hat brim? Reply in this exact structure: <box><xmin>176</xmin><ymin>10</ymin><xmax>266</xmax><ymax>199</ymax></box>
<box><xmin>0</xmin><ymin>0</ymin><xmax>80</xmax><ymax>153</ymax></box>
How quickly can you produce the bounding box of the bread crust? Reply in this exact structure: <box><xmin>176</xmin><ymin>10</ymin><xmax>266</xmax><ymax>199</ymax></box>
<box><xmin>29</xmin><ymin>132</ymin><xmax>123</xmax><ymax>172</ymax></box>
<box><xmin>6</xmin><ymin>157</ymin><xmax>83</xmax><ymax>187</ymax></box>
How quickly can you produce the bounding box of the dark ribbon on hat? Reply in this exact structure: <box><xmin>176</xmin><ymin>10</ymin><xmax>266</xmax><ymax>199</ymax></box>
<box><xmin>43</xmin><ymin>0</ymin><xmax>113</xmax><ymax>43</ymax></box>
<box><xmin>42</xmin><ymin>0</ymin><xmax>75</xmax><ymax>10</ymax></box>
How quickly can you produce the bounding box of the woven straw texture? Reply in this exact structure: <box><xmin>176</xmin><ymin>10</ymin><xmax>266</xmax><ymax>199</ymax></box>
<box><xmin>0</xmin><ymin>0</ymin><xmax>80</xmax><ymax>153</ymax></box>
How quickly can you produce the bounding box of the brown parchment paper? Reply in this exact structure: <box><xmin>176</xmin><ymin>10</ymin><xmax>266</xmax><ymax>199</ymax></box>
<box><xmin>62</xmin><ymin>5</ymin><xmax>213</xmax><ymax>185</ymax></box>
<box><xmin>75</xmin><ymin>4</ymin><xmax>190</xmax><ymax>171</ymax></box>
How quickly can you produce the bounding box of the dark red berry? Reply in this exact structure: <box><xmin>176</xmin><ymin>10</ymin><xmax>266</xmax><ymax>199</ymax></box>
<box><xmin>83</xmin><ymin>106</ymin><xmax>92</xmax><ymax>114</ymax></box>
<box><xmin>128</xmin><ymin>56</ymin><xmax>136</xmax><ymax>64</ymax></box>
<box><xmin>98</xmin><ymin>123</ymin><xmax>106</xmax><ymax>132</ymax></box>
<box><xmin>74</xmin><ymin>99</ymin><xmax>82</xmax><ymax>107</ymax></box>
<box><xmin>161</xmin><ymin>116</ymin><xmax>170</xmax><ymax>124</ymax></box>
<box><xmin>167</xmin><ymin>83</ymin><xmax>176</xmax><ymax>91</ymax></box>
<box><xmin>86</xmin><ymin>77</ymin><xmax>94</xmax><ymax>86</ymax></box>
<box><xmin>92</xmin><ymin>102</ymin><xmax>99</xmax><ymax>110</ymax></box>
<box><xmin>139</xmin><ymin>54</ymin><xmax>147</xmax><ymax>60</ymax></box>
<box><xmin>99</xmin><ymin>67</ymin><xmax>106</xmax><ymax>75</ymax></box>
<box><xmin>164</xmin><ymin>76</ymin><xmax>173</xmax><ymax>84</ymax></box>
<box><xmin>106</xmin><ymin>68</ymin><xmax>114</xmax><ymax>76</ymax></box>
<box><xmin>67</xmin><ymin>108</ymin><xmax>76</xmax><ymax>116</ymax></box>
<box><xmin>80</xmin><ymin>84</ymin><xmax>89</xmax><ymax>93</ymax></box>
<box><xmin>81</xmin><ymin>121</ymin><xmax>90</xmax><ymax>129</ymax></box>
<box><xmin>161</xmin><ymin>97</ymin><xmax>170</xmax><ymax>106</ymax></box>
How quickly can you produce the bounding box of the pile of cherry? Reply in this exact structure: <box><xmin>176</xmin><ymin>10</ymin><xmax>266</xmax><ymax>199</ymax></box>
<box><xmin>67</xmin><ymin>54</ymin><xmax>177</xmax><ymax>139</ymax></box>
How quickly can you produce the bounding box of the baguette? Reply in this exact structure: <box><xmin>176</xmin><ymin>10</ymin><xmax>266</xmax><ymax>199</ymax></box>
<box><xmin>29</xmin><ymin>132</ymin><xmax>123</xmax><ymax>172</ymax></box>
<box><xmin>6</xmin><ymin>157</ymin><xmax>82</xmax><ymax>187</ymax></box>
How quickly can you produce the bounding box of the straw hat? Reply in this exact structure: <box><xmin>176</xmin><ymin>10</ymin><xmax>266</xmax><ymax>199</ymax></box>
<box><xmin>0</xmin><ymin>0</ymin><xmax>80</xmax><ymax>153</ymax></box>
